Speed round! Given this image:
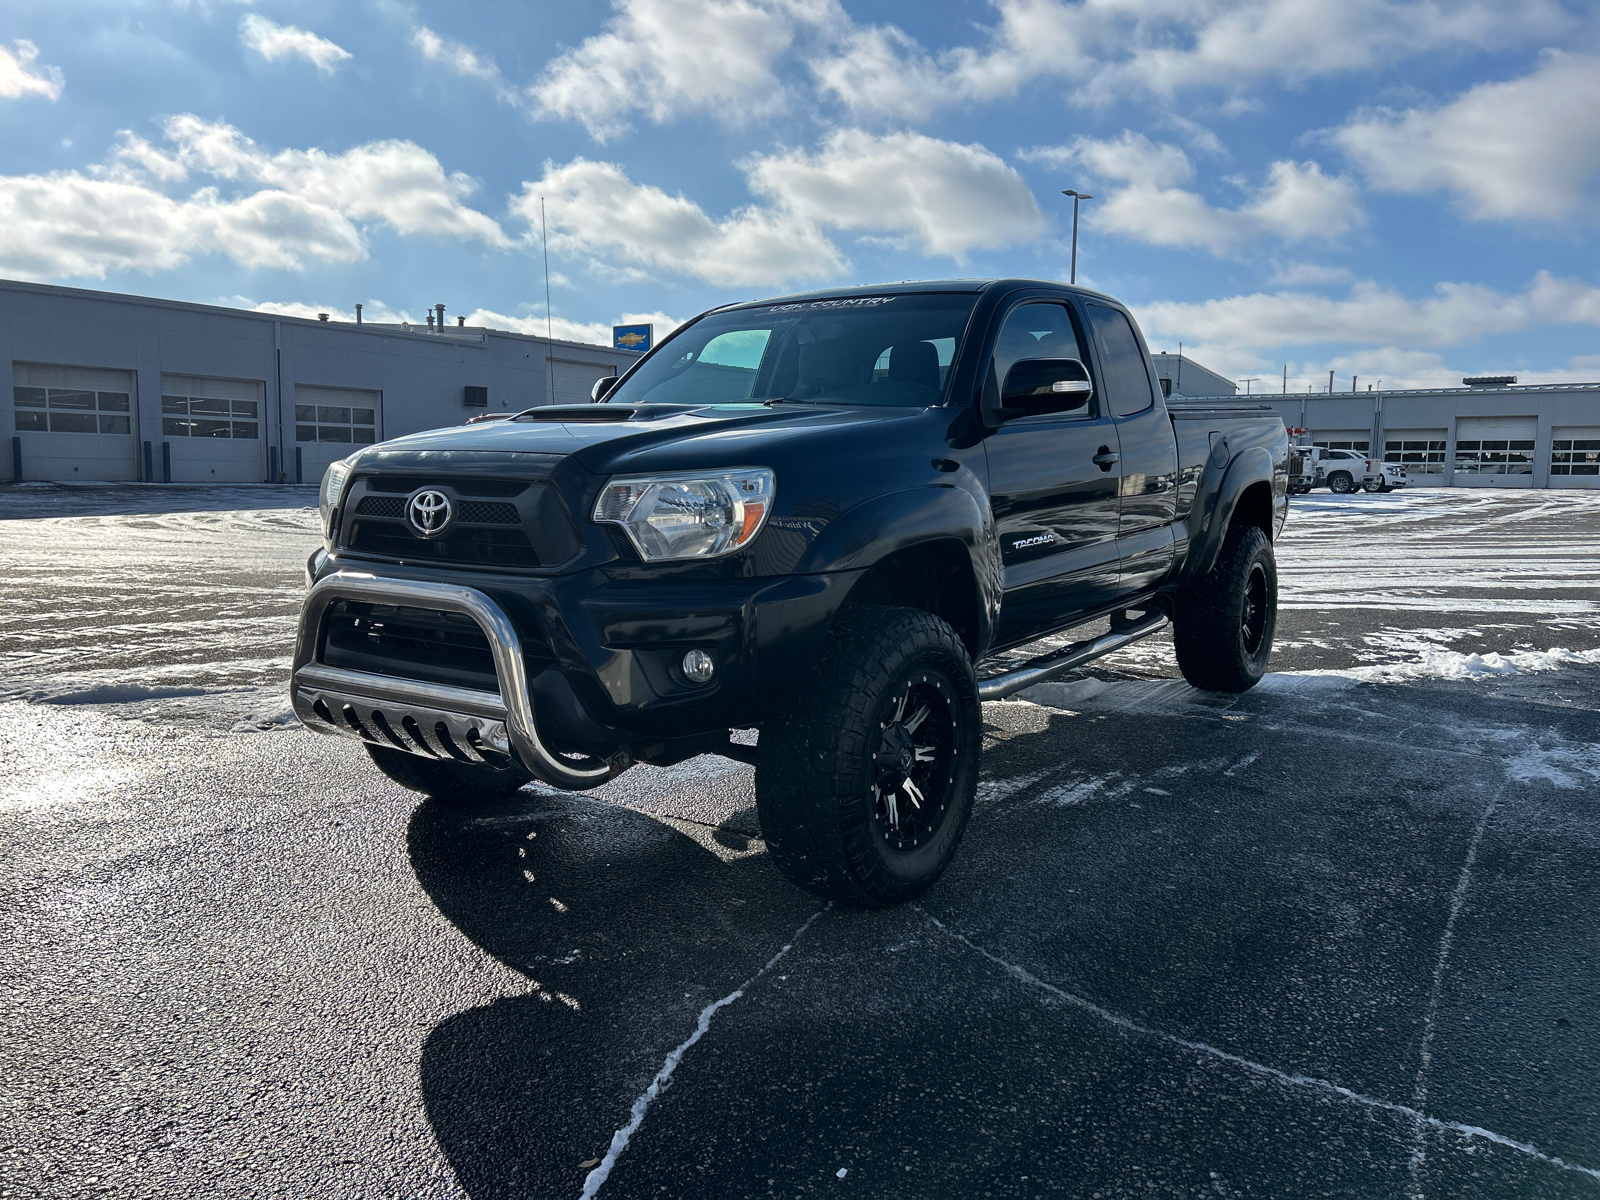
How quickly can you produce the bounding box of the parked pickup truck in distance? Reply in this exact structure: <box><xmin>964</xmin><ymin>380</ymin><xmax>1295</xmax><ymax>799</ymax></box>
<box><xmin>293</xmin><ymin>278</ymin><xmax>1290</xmax><ymax>906</ymax></box>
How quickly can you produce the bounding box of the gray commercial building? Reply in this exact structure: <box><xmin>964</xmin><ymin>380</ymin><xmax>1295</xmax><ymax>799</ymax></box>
<box><xmin>1155</xmin><ymin>351</ymin><xmax>1599</xmax><ymax>490</ymax></box>
<box><xmin>1210</xmin><ymin>382</ymin><xmax>1600</xmax><ymax>490</ymax></box>
<box><xmin>2</xmin><ymin>279</ymin><xmax>642</xmax><ymax>485</ymax></box>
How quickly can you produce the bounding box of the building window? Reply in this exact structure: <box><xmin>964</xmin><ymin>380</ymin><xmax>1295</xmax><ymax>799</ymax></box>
<box><xmin>295</xmin><ymin>404</ymin><xmax>376</xmax><ymax>444</ymax></box>
<box><xmin>1551</xmin><ymin>439</ymin><xmax>1600</xmax><ymax>476</ymax></box>
<box><xmin>1312</xmin><ymin>439</ymin><xmax>1370</xmax><ymax>452</ymax></box>
<box><xmin>14</xmin><ymin>386</ymin><xmax>132</xmax><ymax>435</ymax></box>
<box><xmin>1385</xmin><ymin>439</ymin><xmax>1446</xmax><ymax>474</ymax></box>
<box><xmin>162</xmin><ymin>394</ymin><xmax>259</xmax><ymax>439</ymax></box>
<box><xmin>1454</xmin><ymin>440</ymin><xmax>1535</xmax><ymax>474</ymax></box>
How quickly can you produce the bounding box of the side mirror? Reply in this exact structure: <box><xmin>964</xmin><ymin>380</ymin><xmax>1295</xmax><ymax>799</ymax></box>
<box><xmin>591</xmin><ymin>376</ymin><xmax>617</xmax><ymax>403</ymax></box>
<box><xmin>999</xmin><ymin>358</ymin><xmax>1093</xmax><ymax>418</ymax></box>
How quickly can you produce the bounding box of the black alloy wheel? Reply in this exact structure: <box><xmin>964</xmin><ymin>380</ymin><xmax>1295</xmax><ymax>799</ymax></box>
<box><xmin>1171</xmin><ymin>524</ymin><xmax>1278</xmax><ymax>693</ymax></box>
<box><xmin>1240</xmin><ymin>561</ymin><xmax>1269</xmax><ymax>658</ymax></box>
<box><xmin>755</xmin><ymin>605</ymin><xmax>981</xmax><ymax>906</ymax></box>
<box><xmin>870</xmin><ymin>672</ymin><xmax>959</xmax><ymax>854</ymax></box>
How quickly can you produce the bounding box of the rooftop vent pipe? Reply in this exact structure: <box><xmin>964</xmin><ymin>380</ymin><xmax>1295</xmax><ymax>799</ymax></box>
<box><xmin>435</xmin><ymin>303</ymin><xmax>446</xmax><ymax>330</ymax></box>
<box><xmin>355</xmin><ymin>303</ymin><xmax>363</xmax><ymax>325</ymax></box>
<box><xmin>318</xmin><ymin>312</ymin><xmax>329</xmax><ymax>322</ymax></box>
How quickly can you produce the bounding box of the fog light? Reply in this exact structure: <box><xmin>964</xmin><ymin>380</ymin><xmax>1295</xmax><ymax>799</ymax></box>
<box><xmin>681</xmin><ymin>648</ymin><xmax>715</xmax><ymax>684</ymax></box>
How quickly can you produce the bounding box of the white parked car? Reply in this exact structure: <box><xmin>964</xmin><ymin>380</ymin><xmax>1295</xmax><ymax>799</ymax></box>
<box><xmin>1297</xmin><ymin>447</ymin><xmax>1379</xmax><ymax>494</ymax></box>
<box><xmin>1364</xmin><ymin>461</ymin><xmax>1408</xmax><ymax>493</ymax></box>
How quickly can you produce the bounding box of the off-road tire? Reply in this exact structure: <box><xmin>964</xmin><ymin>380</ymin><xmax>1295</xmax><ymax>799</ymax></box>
<box><xmin>365</xmin><ymin>744</ymin><xmax>533</xmax><ymax>805</ymax></box>
<box><xmin>755</xmin><ymin>605</ymin><xmax>981</xmax><ymax>907</ymax></box>
<box><xmin>1172</xmin><ymin>524</ymin><xmax>1278</xmax><ymax>693</ymax></box>
<box><xmin>1327</xmin><ymin>471</ymin><xmax>1355</xmax><ymax>494</ymax></box>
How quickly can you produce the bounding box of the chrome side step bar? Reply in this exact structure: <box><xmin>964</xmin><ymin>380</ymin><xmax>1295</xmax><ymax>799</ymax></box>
<box><xmin>975</xmin><ymin>611</ymin><xmax>1170</xmax><ymax>702</ymax></box>
<box><xmin>291</xmin><ymin>572</ymin><xmax>613</xmax><ymax>792</ymax></box>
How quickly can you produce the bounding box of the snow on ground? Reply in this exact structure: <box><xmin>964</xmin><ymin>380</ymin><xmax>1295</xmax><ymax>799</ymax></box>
<box><xmin>2</xmin><ymin>483</ymin><xmax>1599</xmax><ymax>736</ymax></box>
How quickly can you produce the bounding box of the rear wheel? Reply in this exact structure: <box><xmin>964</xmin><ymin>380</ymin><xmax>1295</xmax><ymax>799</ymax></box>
<box><xmin>365</xmin><ymin>744</ymin><xmax>533</xmax><ymax>806</ymax></box>
<box><xmin>1172</xmin><ymin>524</ymin><xmax>1278</xmax><ymax>692</ymax></box>
<box><xmin>1328</xmin><ymin>471</ymin><xmax>1355</xmax><ymax>494</ymax></box>
<box><xmin>755</xmin><ymin>606</ymin><xmax>981</xmax><ymax>907</ymax></box>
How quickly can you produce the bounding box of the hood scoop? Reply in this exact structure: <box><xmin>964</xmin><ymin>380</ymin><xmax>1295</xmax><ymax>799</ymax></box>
<box><xmin>512</xmin><ymin>404</ymin><xmax>673</xmax><ymax>423</ymax></box>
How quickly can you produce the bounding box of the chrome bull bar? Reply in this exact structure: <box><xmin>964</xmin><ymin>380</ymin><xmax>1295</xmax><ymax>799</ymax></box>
<box><xmin>291</xmin><ymin>572</ymin><xmax>613</xmax><ymax>791</ymax></box>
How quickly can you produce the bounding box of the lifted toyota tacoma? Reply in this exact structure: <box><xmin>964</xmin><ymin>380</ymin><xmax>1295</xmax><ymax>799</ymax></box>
<box><xmin>293</xmin><ymin>279</ymin><xmax>1289</xmax><ymax>906</ymax></box>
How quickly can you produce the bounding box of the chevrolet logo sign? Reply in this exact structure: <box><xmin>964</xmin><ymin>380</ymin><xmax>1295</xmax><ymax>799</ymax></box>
<box><xmin>615</xmin><ymin>332</ymin><xmax>647</xmax><ymax>348</ymax></box>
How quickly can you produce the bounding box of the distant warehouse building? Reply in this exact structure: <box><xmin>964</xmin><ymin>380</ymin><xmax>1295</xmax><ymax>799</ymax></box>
<box><xmin>1</xmin><ymin>279</ymin><xmax>642</xmax><ymax>485</ymax></box>
<box><xmin>1155</xmin><ymin>354</ymin><xmax>1599</xmax><ymax>490</ymax></box>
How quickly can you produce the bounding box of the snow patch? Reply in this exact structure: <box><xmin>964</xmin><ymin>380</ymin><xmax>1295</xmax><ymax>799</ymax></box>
<box><xmin>1505</xmin><ymin>742</ymin><xmax>1600</xmax><ymax>789</ymax></box>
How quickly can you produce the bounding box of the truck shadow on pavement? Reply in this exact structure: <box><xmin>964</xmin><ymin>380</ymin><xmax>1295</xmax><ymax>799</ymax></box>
<box><xmin>407</xmin><ymin>790</ymin><xmax>819</xmax><ymax>1200</ymax></box>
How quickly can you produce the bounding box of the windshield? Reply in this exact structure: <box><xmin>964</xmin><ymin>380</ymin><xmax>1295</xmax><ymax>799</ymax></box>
<box><xmin>606</xmin><ymin>293</ymin><xmax>980</xmax><ymax>408</ymax></box>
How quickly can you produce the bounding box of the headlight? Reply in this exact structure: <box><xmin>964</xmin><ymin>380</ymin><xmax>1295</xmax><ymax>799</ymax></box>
<box><xmin>318</xmin><ymin>456</ymin><xmax>356</xmax><ymax>546</ymax></box>
<box><xmin>593</xmin><ymin>469</ymin><xmax>775</xmax><ymax>561</ymax></box>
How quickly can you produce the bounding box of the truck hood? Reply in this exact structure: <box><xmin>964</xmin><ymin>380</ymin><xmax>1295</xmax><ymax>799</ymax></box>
<box><xmin>354</xmin><ymin>403</ymin><xmax>931</xmax><ymax>477</ymax></box>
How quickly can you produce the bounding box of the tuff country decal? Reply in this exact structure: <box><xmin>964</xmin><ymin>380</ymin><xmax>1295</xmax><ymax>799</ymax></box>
<box><xmin>762</xmin><ymin>297</ymin><xmax>897</xmax><ymax>313</ymax></box>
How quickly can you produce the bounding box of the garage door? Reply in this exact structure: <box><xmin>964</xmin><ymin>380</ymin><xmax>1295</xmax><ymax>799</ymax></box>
<box><xmin>1383</xmin><ymin>428</ymin><xmax>1447</xmax><ymax>482</ymax></box>
<box><xmin>1310</xmin><ymin>430</ymin><xmax>1370</xmax><ymax>452</ymax></box>
<box><xmin>161</xmin><ymin>374</ymin><xmax>265</xmax><ymax>483</ymax></box>
<box><xmin>1454</xmin><ymin>416</ymin><xmax>1536</xmax><ymax>487</ymax></box>
<box><xmin>550</xmin><ymin>359</ymin><xmax>616</xmax><ymax>406</ymax></box>
<box><xmin>10</xmin><ymin>361</ymin><xmax>139</xmax><ymax>482</ymax></box>
<box><xmin>292</xmin><ymin>385</ymin><xmax>381</xmax><ymax>483</ymax></box>
<box><xmin>1550</xmin><ymin>426</ymin><xmax>1600</xmax><ymax>489</ymax></box>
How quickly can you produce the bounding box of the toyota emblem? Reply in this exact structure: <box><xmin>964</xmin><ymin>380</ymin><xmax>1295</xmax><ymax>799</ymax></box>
<box><xmin>406</xmin><ymin>489</ymin><xmax>453</xmax><ymax>537</ymax></box>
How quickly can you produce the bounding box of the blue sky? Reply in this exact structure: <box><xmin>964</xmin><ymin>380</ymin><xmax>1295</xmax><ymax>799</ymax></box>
<box><xmin>2</xmin><ymin>0</ymin><xmax>1599</xmax><ymax>390</ymax></box>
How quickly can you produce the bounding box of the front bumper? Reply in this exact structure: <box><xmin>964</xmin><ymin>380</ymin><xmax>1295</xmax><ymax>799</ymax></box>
<box><xmin>292</xmin><ymin>573</ymin><xmax>614</xmax><ymax>790</ymax></box>
<box><xmin>293</xmin><ymin>563</ymin><xmax>854</xmax><ymax>786</ymax></box>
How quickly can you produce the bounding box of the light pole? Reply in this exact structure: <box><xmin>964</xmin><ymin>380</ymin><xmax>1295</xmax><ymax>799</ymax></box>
<box><xmin>1240</xmin><ymin>378</ymin><xmax>1259</xmax><ymax>395</ymax></box>
<box><xmin>1062</xmin><ymin>190</ymin><xmax>1093</xmax><ymax>285</ymax></box>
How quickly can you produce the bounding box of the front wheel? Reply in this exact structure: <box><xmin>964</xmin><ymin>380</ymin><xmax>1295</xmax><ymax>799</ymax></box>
<box><xmin>1172</xmin><ymin>524</ymin><xmax>1278</xmax><ymax>692</ymax></box>
<box><xmin>365</xmin><ymin>744</ymin><xmax>533</xmax><ymax>806</ymax></box>
<box><xmin>755</xmin><ymin>606</ymin><xmax>981</xmax><ymax>907</ymax></box>
<box><xmin>1364</xmin><ymin>479</ymin><xmax>1385</xmax><ymax>493</ymax></box>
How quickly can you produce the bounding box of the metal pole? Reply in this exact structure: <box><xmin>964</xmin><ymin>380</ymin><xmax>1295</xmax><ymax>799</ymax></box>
<box><xmin>11</xmin><ymin>436</ymin><xmax>20</xmax><ymax>483</ymax></box>
<box><xmin>143</xmin><ymin>440</ymin><xmax>153</xmax><ymax>483</ymax></box>
<box><xmin>161</xmin><ymin>442</ymin><xmax>171</xmax><ymax>484</ymax></box>
<box><xmin>1070</xmin><ymin>195</ymin><xmax>1079</xmax><ymax>285</ymax></box>
<box><xmin>295</xmin><ymin>446</ymin><xmax>303</xmax><ymax>485</ymax></box>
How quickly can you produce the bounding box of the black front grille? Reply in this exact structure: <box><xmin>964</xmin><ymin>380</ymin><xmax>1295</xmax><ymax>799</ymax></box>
<box><xmin>365</xmin><ymin>476</ymin><xmax>528</xmax><ymax>497</ymax></box>
<box><xmin>321</xmin><ymin>601</ymin><xmax>553</xmax><ymax>692</ymax></box>
<box><xmin>457</xmin><ymin>500</ymin><xmax>521</xmax><ymax>525</ymax></box>
<box><xmin>339</xmin><ymin>475</ymin><xmax>581</xmax><ymax>570</ymax></box>
<box><xmin>355</xmin><ymin>495</ymin><xmax>406</xmax><ymax>518</ymax></box>
<box><xmin>346</xmin><ymin>523</ymin><xmax>541</xmax><ymax>567</ymax></box>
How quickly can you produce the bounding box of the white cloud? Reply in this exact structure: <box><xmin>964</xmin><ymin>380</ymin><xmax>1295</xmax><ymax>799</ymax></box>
<box><xmin>516</xmin><ymin>130</ymin><xmax>1045</xmax><ymax>287</ymax></box>
<box><xmin>747</xmin><ymin>129</ymin><xmax>1046</xmax><ymax>258</ymax></box>
<box><xmin>1134</xmin><ymin>272</ymin><xmax>1600</xmax><ymax>367</ymax></box>
<box><xmin>0</xmin><ymin>117</ymin><xmax>507</xmax><ymax>281</ymax></box>
<box><xmin>529</xmin><ymin>0</ymin><xmax>840</xmax><ymax>139</ymax></box>
<box><xmin>1033</xmin><ymin>133</ymin><xmax>1362</xmax><ymax>255</ymax></box>
<box><xmin>412</xmin><ymin>26</ymin><xmax>509</xmax><ymax>92</ymax></box>
<box><xmin>465</xmin><ymin>308</ymin><xmax>684</xmax><ymax>346</ymax></box>
<box><xmin>515</xmin><ymin>158</ymin><xmax>843</xmax><ymax>288</ymax></box>
<box><xmin>1333</xmin><ymin>52</ymin><xmax>1600</xmax><ymax>222</ymax></box>
<box><xmin>810</xmin><ymin>0</ymin><xmax>1573</xmax><ymax>119</ymax></box>
<box><xmin>118</xmin><ymin>114</ymin><xmax>509</xmax><ymax>246</ymax></box>
<box><xmin>1268</xmin><ymin>261</ymin><xmax>1356</xmax><ymax>287</ymax></box>
<box><xmin>0</xmin><ymin>39</ymin><xmax>63</xmax><ymax>101</ymax></box>
<box><xmin>239</xmin><ymin>14</ymin><xmax>352</xmax><ymax>74</ymax></box>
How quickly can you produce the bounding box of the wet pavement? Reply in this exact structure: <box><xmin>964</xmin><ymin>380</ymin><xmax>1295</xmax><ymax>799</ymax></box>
<box><xmin>2</xmin><ymin>482</ymin><xmax>1599</xmax><ymax>1199</ymax></box>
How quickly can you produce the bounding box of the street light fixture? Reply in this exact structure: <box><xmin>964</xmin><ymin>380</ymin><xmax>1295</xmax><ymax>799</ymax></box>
<box><xmin>1062</xmin><ymin>190</ymin><xmax>1093</xmax><ymax>285</ymax></box>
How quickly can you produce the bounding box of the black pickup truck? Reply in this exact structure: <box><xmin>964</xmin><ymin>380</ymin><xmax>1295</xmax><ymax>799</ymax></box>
<box><xmin>293</xmin><ymin>279</ymin><xmax>1288</xmax><ymax>905</ymax></box>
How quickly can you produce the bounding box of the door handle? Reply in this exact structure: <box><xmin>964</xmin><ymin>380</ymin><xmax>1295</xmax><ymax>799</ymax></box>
<box><xmin>1093</xmin><ymin>447</ymin><xmax>1120</xmax><ymax>470</ymax></box>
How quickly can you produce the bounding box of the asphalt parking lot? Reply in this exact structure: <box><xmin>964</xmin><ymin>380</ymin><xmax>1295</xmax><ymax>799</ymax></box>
<box><xmin>3</xmin><ymin>483</ymin><xmax>1599</xmax><ymax>1199</ymax></box>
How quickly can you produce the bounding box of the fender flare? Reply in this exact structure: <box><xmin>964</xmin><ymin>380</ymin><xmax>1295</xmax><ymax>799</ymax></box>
<box><xmin>1180</xmin><ymin>445</ymin><xmax>1275</xmax><ymax>585</ymax></box>
<box><xmin>794</xmin><ymin>485</ymin><xmax>1000</xmax><ymax>650</ymax></box>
